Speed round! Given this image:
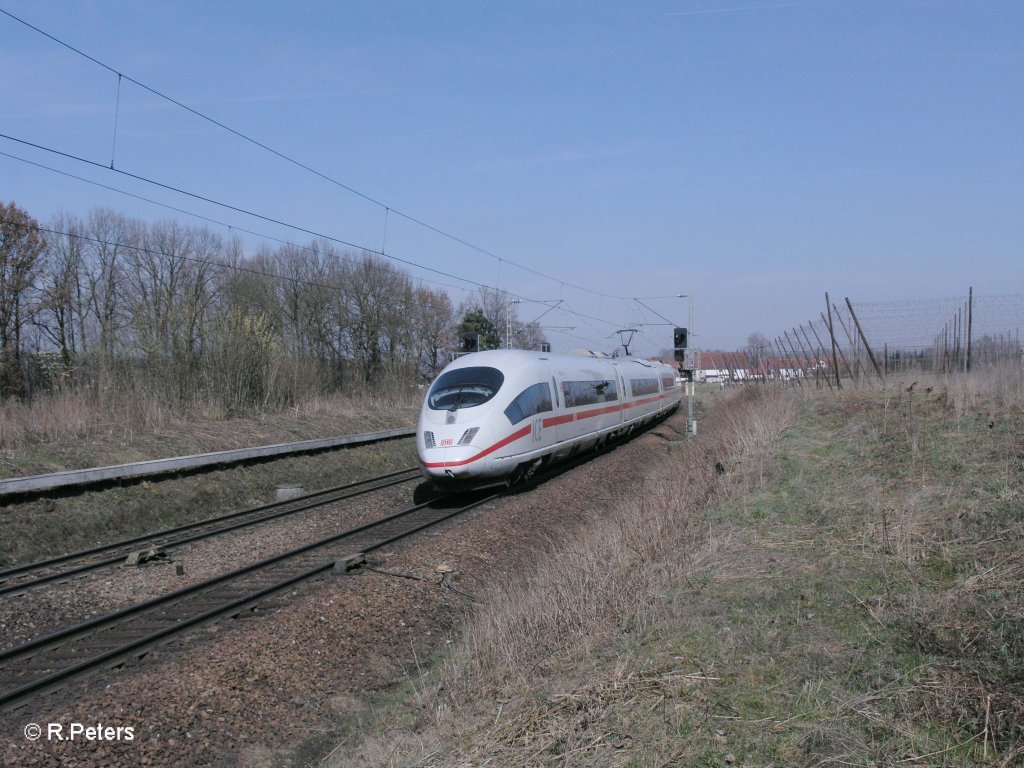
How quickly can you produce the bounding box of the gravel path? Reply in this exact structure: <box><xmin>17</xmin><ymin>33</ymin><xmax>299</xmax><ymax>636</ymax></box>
<box><xmin>1</xmin><ymin>412</ymin><xmax>688</xmax><ymax>767</ymax></box>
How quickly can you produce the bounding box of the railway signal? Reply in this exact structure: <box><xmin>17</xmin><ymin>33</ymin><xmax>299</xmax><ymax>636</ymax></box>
<box><xmin>673</xmin><ymin>327</ymin><xmax>688</xmax><ymax>360</ymax></box>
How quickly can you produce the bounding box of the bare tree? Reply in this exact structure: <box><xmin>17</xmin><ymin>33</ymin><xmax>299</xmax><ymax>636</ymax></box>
<box><xmin>36</xmin><ymin>213</ymin><xmax>87</xmax><ymax>380</ymax></box>
<box><xmin>0</xmin><ymin>202</ymin><xmax>46</xmax><ymax>397</ymax></box>
<box><xmin>340</xmin><ymin>252</ymin><xmax>414</xmax><ymax>384</ymax></box>
<box><xmin>125</xmin><ymin>220</ymin><xmax>224</xmax><ymax>398</ymax></box>
<box><xmin>516</xmin><ymin>320</ymin><xmax>549</xmax><ymax>351</ymax></box>
<box><xmin>746</xmin><ymin>332</ymin><xmax>771</xmax><ymax>371</ymax></box>
<box><xmin>81</xmin><ymin>209</ymin><xmax>133</xmax><ymax>361</ymax></box>
<box><xmin>413</xmin><ymin>286</ymin><xmax>456</xmax><ymax>381</ymax></box>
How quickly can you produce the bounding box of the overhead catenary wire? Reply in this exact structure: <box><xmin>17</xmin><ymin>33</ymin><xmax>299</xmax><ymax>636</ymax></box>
<box><xmin>0</xmin><ymin>147</ymin><xmax>639</xmax><ymax>343</ymax></box>
<box><xmin>1</xmin><ymin>11</ymin><xmax>690</xmax><ymax>355</ymax></box>
<box><xmin>1</xmin><ymin>216</ymin><xmax>446</xmax><ymax>318</ymax></box>
<box><xmin>1</xmin><ymin>132</ymin><xmax>593</xmax><ymax>322</ymax></box>
<box><xmin>0</xmin><ymin>148</ymin><xmax>473</xmax><ymax>298</ymax></box>
<box><xmin>0</xmin><ymin>7</ymin><xmax>625</xmax><ymax>304</ymax></box>
<box><xmin>3</xmin><ymin>215</ymin><xmax>603</xmax><ymax>327</ymax></box>
<box><xmin>1</xmin><ymin>220</ymin><xmax>634</xmax><ymax>356</ymax></box>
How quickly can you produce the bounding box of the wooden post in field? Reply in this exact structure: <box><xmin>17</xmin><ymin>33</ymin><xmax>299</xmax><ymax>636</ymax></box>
<box><xmin>845</xmin><ymin>298</ymin><xmax>884</xmax><ymax>383</ymax></box>
<box><xmin>781</xmin><ymin>332</ymin><xmax>806</xmax><ymax>388</ymax></box>
<box><xmin>966</xmin><ymin>287</ymin><xmax>973</xmax><ymax>373</ymax></box>
<box><xmin>950</xmin><ymin>307</ymin><xmax>958</xmax><ymax>372</ymax></box>
<box><xmin>793</xmin><ymin>326</ymin><xmax>823</xmax><ymax>390</ymax></box>
<box><xmin>825</xmin><ymin>293</ymin><xmax>842</xmax><ymax>390</ymax></box>
<box><xmin>943</xmin><ymin>322</ymin><xmax>949</xmax><ymax>373</ymax></box>
<box><xmin>775</xmin><ymin>337</ymin><xmax>801</xmax><ymax>387</ymax></box>
<box><xmin>832</xmin><ymin>304</ymin><xmax>866</xmax><ymax>383</ymax></box>
<box><xmin>724</xmin><ymin>351</ymin><xmax>737</xmax><ymax>384</ymax></box>
<box><xmin>809</xmin><ymin>319</ymin><xmax>839</xmax><ymax>386</ymax></box>
<box><xmin>821</xmin><ymin>312</ymin><xmax>854</xmax><ymax>382</ymax></box>
<box><xmin>786</xmin><ymin>329</ymin><xmax>813</xmax><ymax>388</ymax></box>
<box><xmin>799</xmin><ymin>324</ymin><xmax>832</xmax><ymax>390</ymax></box>
<box><xmin>770</xmin><ymin>335</ymin><xmax>786</xmax><ymax>385</ymax></box>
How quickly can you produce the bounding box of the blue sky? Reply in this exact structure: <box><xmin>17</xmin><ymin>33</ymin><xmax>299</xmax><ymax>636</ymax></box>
<box><xmin>2</xmin><ymin>1</ymin><xmax>1021</xmax><ymax>354</ymax></box>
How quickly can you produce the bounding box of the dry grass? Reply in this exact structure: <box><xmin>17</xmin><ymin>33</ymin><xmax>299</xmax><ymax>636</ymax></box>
<box><xmin>0</xmin><ymin>389</ymin><xmax>419</xmax><ymax>483</ymax></box>
<box><xmin>944</xmin><ymin>359</ymin><xmax>1024</xmax><ymax>413</ymax></box>
<box><xmin>320</xmin><ymin>386</ymin><xmax>798</xmax><ymax>767</ymax></box>
<box><xmin>0</xmin><ymin>382</ymin><xmax>422</xmax><ymax>452</ymax></box>
<box><xmin>308</xmin><ymin>370</ymin><xmax>1024</xmax><ymax>768</ymax></box>
<box><xmin>0</xmin><ymin>387</ymin><xmax>420</xmax><ymax>566</ymax></box>
<box><xmin>442</xmin><ymin>389</ymin><xmax>790</xmax><ymax>704</ymax></box>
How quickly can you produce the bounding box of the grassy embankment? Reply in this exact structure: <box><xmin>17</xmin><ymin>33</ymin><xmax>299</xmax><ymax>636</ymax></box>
<box><xmin>0</xmin><ymin>392</ymin><xmax>420</xmax><ymax>567</ymax></box>
<box><xmin>319</xmin><ymin>369</ymin><xmax>1022</xmax><ymax>767</ymax></box>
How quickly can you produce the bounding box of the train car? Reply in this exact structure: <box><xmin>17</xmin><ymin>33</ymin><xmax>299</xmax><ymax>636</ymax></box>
<box><xmin>416</xmin><ymin>348</ymin><xmax>681</xmax><ymax>489</ymax></box>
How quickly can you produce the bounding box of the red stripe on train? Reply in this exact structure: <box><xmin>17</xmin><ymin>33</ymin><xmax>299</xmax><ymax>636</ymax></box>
<box><xmin>423</xmin><ymin>394</ymin><xmax>676</xmax><ymax>470</ymax></box>
<box><xmin>575</xmin><ymin>403</ymin><xmax>623</xmax><ymax>420</ymax></box>
<box><xmin>421</xmin><ymin>425</ymin><xmax>532</xmax><ymax>468</ymax></box>
<box><xmin>542</xmin><ymin>413</ymin><xmax>575</xmax><ymax>427</ymax></box>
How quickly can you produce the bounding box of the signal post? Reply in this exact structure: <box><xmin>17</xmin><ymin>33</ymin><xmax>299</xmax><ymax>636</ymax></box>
<box><xmin>674</xmin><ymin>325</ymin><xmax>695</xmax><ymax>436</ymax></box>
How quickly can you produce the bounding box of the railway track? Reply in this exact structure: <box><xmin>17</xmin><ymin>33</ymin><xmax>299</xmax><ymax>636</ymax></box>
<box><xmin>0</xmin><ymin>417</ymin><xmax>675</xmax><ymax>711</ymax></box>
<box><xmin>0</xmin><ymin>467</ymin><xmax>421</xmax><ymax>597</ymax></box>
<box><xmin>0</xmin><ymin>490</ymin><xmax>498</xmax><ymax>710</ymax></box>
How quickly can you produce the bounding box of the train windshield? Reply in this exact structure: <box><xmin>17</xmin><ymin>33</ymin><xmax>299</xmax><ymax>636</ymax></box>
<box><xmin>428</xmin><ymin>366</ymin><xmax>505</xmax><ymax>411</ymax></box>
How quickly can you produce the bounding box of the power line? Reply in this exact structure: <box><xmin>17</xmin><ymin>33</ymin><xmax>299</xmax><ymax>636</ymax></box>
<box><xmin>0</xmin><ymin>148</ymin><xmax>470</xmax><ymax>297</ymax></box>
<box><xmin>0</xmin><ymin>131</ymin><xmax>503</xmax><ymax>297</ymax></box>
<box><xmin>0</xmin><ymin>6</ymin><xmax>626</xmax><ymax>303</ymax></box>
<box><xmin>2</xmin><ymin>213</ymin><xmax>631</xmax><ymax>341</ymax></box>
<box><xmin>3</xmin><ymin>215</ymin><xmax>447</xmax><ymax>318</ymax></box>
<box><xmin>0</xmin><ymin>138</ymin><xmax>632</xmax><ymax>340</ymax></box>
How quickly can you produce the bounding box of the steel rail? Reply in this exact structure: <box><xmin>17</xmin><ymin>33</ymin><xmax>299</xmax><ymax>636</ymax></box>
<box><xmin>0</xmin><ymin>492</ymin><xmax>496</xmax><ymax>709</ymax></box>
<box><xmin>0</xmin><ymin>468</ymin><xmax>421</xmax><ymax>597</ymax></box>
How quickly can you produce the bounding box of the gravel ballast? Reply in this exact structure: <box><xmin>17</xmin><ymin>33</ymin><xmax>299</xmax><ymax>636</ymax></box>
<box><xmin>1</xmin><ymin>411</ymin><xmax>690</xmax><ymax>767</ymax></box>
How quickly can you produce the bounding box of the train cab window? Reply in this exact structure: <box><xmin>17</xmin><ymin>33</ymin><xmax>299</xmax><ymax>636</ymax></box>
<box><xmin>504</xmin><ymin>383</ymin><xmax>553</xmax><ymax>424</ymax></box>
<box><xmin>428</xmin><ymin>366</ymin><xmax>504</xmax><ymax>411</ymax></box>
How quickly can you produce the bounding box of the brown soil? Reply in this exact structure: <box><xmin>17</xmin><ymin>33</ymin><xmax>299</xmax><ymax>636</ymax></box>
<box><xmin>1</xmin><ymin>410</ymin><xmax>689</xmax><ymax>767</ymax></box>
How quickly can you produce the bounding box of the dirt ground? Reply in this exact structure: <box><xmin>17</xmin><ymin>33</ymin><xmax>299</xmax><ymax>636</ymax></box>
<box><xmin>1</xmin><ymin>407</ymin><xmax>690</xmax><ymax>767</ymax></box>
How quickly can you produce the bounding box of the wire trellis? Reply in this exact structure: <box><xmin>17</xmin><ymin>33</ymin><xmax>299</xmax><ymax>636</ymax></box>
<box><xmin>722</xmin><ymin>292</ymin><xmax>1024</xmax><ymax>385</ymax></box>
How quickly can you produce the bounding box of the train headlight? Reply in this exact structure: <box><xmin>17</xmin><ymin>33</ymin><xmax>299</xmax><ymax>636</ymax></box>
<box><xmin>458</xmin><ymin>428</ymin><xmax>479</xmax><ymax>445</ymax></box>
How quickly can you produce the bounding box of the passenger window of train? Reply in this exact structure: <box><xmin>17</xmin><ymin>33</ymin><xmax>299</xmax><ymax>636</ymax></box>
<box><xmin>630</xmin><ymin>378</ymin><xmax>659</xmax><ymax>397</ymax></box>
<box><xmin>504</xmin><ymin>383</ymin><xmax>553</xmax><ymax>424</ymax></box>
<box><xmin>428</xmin><ymin>366</ymin><xmax>505</xmax><ymax>410</ymax></box>
<box><xmin>561</xmin><ymin>379</ymin><xmax>619</xmax><ymax>407</ymax></box>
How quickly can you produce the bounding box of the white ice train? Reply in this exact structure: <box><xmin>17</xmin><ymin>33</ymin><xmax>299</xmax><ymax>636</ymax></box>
<box><xmin>416</xmin><ymin>349</ymin><xmax>682</xmax><ymax>489</ymax></box>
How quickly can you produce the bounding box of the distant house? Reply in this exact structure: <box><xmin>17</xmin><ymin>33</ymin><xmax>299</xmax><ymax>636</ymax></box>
<box><xmin>696</xmin><ymin>350</ymin><xmax>749</xmax><ymax>382</ymax></box>
<box><xmin>696</xmin><ymin>351</ymin><xmax>823</xmax><ymax>382</ymax></box>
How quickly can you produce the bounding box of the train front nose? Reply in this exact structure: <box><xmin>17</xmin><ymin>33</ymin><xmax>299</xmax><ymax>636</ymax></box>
<box><xmin>418</xmin><ymin>428</ymin><xmax>483</xmax><ymax>481</ymax></box>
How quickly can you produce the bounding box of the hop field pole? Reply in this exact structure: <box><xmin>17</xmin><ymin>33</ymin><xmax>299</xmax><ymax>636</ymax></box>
<box><xmin>832</xmin><ymin>303</ymin><xmax>866</xmax><ymax>385</ymax></box>
<box><xmin>825</xmin><ymin>293</ymin><xmax>843</xmax><ymax>390</ymax></box>
<box><xmin>809</xmin><ymin>318</ymin><xmax>840</xmax><ymax>387</ymax></box>
<box><xmin>950</xmin><ymin>307</ymin><xmax>958</xmax><ymax>372</ymax></box>
<box><xmin>966</xmin><ymin>287</ymin><xmax>973</xmax><ymax>373</ymax></box>
<box><xmin>944</xmin><ymin>321</ymin><xmax>950</xmax><ymax>374</ymax></box>
<box><xmin>778</xmin><ymin>335</ymin><xmax>804</xmax><ymax>388</ymax></box>
<box><xmin>772</xmin><ymin>338</ymin><xmax>791</xmax><ymax>386</ymax></box>
<box><xmin>845</xmin><ymin>298</ymin><xmax>885</xmax><ymax>384</ymax></box>
<box><xmin>786</xmin><ymin>329</ymin><xmax>815</xmax><ymax>389</ymax></box>
<box><xmin>821</xmin><ymin>310</ymin><xmax>853</xmax><ymax>384</ymax></box>
<box><xmin>791</xmin><ymin>326</ymin><xmax>819</xmax><ymax>388</ymax></box>
<box><xmin>799</xmin><ymin>324</ymin><xmax>831</xmax><ymax>390</ymax></box>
